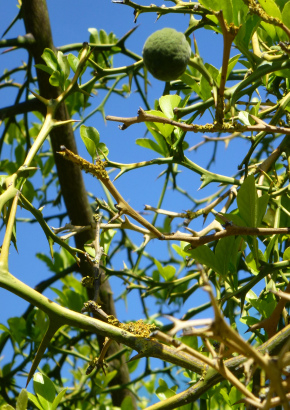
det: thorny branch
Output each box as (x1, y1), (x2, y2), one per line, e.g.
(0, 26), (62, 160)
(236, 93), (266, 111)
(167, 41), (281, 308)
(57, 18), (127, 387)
(106, 107), (290, 135)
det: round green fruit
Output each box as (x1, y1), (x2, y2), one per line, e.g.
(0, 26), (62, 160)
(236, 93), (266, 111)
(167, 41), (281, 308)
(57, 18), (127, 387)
(142, 28), (191, 82)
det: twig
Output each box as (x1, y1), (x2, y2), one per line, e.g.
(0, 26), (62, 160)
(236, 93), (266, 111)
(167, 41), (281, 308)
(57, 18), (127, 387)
(58, 146), (164, 239)
(106, 106), (290, 135)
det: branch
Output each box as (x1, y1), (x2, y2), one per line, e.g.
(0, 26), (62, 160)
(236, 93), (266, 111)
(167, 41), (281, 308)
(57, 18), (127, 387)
(106, 107), (290, 135)
(58, 146), (164, 239)
(0, 98), (44, 120)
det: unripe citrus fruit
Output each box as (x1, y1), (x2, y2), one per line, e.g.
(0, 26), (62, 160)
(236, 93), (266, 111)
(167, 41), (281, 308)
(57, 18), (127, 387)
(142, 28), (191, 82)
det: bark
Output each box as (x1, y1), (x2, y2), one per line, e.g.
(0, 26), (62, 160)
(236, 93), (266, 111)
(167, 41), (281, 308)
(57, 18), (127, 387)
(21, 1), (136, 407)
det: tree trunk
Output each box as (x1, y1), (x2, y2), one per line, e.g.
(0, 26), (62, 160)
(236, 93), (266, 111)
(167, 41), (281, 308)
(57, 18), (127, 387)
(21, 1), (136, 407)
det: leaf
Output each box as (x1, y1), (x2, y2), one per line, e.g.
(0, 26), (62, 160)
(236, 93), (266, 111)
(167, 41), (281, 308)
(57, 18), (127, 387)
(0, 323), (10, 333)
(259, 0), (282, 19)
(155, 379), (176, 401)
(172, 242), (189, 259)
(229, 386), (243, 407)
(97, 142), (109, 158)
(282, 1), (290, 28)
(215, 236), (238, 277)
(235, 15), (260, 62)
(237, 175), (258, 227)
(259, 0), (287, 40)
(136, 138), (165, 156)
(283, 246), (290, 260)
(67, 54), (79, 73)
(145, 110), (174, 140)
(49, 70), (61, 87)
(100, 229), (117, 257)
(199, 0), (233, 23)
(80, 125), (100, 161)
(27, 392), (43, 410)
(33, 373), (56, 410)
(8, 317), (27, 345)
(232, 0), (248, 26)
(257, 194), (269, 226)
(219, 388), (231, 406)
(34, 64), (54, 75)
(154, 259), (176, 281)
(57, 51), (70, 84)
(245, 248), (264, 275)
(247, 292), (276, 318)
(121, 396), (134, 410)
(225, 54), (241, 81)
(51, 388), (68, 410)
(41, 48), (58, 71)
(186, 245), (220, 274)
(159, 95), (181, 119)
(26, 322), (62, 387)
(16, 389), (28, 410)
(88, 28), (99, 44)
(240, 315), (260, 326)
(238, 111), (252, 126)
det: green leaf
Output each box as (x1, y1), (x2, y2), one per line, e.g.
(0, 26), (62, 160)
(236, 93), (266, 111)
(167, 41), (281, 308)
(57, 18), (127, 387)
(80, 125), (99, 161)
(41, 49), (58, 71)
(1, 405), (15, 410)
(33, 372), (56, 410)
(237, 175), (258, 227)
(121, 396), (134, 410)
(16, 389), (28, 410)
(215, 236), (238, 277)
(172, 242), (189, 259)
(159, 95), (181, 119)
(186, 245), (220, 274)
(235, 15), (260, 63)
(67, 54), (79, 73)
(219, 387), (231, 406)
(57, 51), (70, 83)
(8, 317), (27, 345)
(247, 292), (276, 318)
(136, 138), (165, 156)
(100, 229), (117, 258)
(259, 0), (282, 19)
(155, 379), (176, 401)
(238, 111), (252, 126)
(88, 28), (99, 44)
(27, 392), (43, 410)
(245, 249), (264, 275)
(283, 246), (290, 260)
(257, 194), (269, 226)
(259, 0), (287, 40)
(282, 1), (290, 28)
(240, 315), (260, 326)
(154, 259), (176, 281)
(180, 73), (202, 97)
(145, 110), (174, 140)
(99, 29), (109, 44)
(229, 386), (243, 407)
(51, 388), (68, 410)
(225, 54), (241, 81)
(34, 64), (54, 75)
(97, 142), (109, 158)
(199, 0), (233, 23)
(232, 0), (248, 26)
(49, 70), (61, 87)
(0, 323), (10, 333)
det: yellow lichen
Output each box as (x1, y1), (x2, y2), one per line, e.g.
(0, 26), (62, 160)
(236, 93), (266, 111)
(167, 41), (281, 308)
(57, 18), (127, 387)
(108, 316), (156, 338)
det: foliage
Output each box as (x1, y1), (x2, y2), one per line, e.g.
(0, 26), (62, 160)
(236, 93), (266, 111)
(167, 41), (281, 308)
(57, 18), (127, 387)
(1, 1), (290, 409)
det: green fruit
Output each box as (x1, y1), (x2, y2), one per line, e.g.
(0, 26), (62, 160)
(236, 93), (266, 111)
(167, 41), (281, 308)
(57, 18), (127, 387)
(142, 28), (191, 82)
